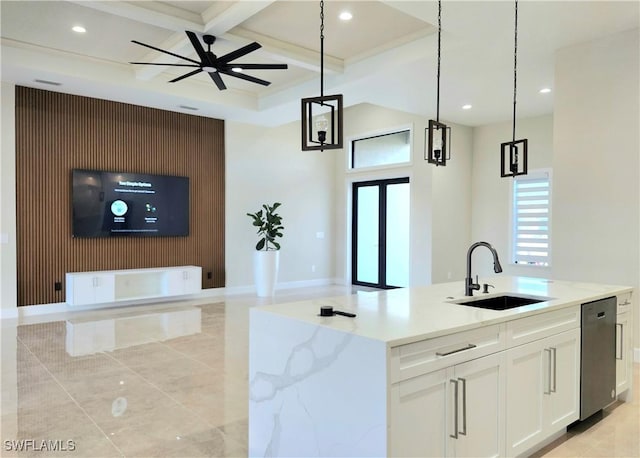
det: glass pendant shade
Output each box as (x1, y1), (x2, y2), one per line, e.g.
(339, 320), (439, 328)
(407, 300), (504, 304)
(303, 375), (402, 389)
(500, 139), (528, 177)
(425, 119), (449, 166)
(301, 95), (343, 151)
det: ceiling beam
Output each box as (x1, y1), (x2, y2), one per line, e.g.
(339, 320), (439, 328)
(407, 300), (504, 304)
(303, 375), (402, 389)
(67, 1), (204, 32)
(137, 1), (278, 81)
(224, 28), (343, 74)
(202, 1), (276, 35)
(71, 1), (279, 81)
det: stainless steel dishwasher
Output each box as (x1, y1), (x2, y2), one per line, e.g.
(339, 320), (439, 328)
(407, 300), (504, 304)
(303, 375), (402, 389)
(580, 296), (616, 420)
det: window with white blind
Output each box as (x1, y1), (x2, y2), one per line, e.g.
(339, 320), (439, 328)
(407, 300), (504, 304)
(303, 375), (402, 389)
(512, 170), (551, 266)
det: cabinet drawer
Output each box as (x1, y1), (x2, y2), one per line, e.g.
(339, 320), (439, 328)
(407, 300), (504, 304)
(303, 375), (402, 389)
(617, 292), (633, 314)
(390, 324), (504, 383)
(505, 305), (580, 347)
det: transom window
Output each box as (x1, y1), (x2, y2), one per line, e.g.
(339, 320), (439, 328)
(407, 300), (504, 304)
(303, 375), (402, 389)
(350, 129), (411, 169)
(512, 170), (551, 266)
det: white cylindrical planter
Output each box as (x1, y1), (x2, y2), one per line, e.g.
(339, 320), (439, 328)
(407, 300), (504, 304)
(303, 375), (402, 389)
(253, 250), (280, 297)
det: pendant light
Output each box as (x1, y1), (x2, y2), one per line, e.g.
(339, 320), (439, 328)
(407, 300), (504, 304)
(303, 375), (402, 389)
(301, 0), (343, 151)
(500, 0), (528, 177)
(425, 0), (451, 166)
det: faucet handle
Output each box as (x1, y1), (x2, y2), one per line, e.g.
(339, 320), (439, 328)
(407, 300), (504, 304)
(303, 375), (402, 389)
(470, 275), (480, 291)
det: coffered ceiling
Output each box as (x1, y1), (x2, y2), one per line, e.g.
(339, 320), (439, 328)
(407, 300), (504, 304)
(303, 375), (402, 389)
(1, 1), (638, 127)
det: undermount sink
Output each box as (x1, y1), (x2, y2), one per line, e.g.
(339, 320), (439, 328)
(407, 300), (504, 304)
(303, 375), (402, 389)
(451, 294), (551, 311)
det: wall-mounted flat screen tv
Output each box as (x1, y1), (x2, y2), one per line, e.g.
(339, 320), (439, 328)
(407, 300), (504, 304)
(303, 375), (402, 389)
(72, 169), (189, 237)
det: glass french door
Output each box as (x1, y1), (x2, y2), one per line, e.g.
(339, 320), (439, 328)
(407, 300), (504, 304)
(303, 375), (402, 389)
(352, 178), (410, 289)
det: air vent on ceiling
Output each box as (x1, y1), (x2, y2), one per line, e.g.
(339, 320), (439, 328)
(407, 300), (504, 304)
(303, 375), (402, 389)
(178, 105), (199, 111)
(34, 79), (62, 86)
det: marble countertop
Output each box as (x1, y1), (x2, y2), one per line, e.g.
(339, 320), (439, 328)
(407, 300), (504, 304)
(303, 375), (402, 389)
(253, 276), (633, 347)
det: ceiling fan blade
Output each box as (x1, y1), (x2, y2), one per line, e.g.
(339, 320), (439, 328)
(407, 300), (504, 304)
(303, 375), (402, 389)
(208, 71), (227, 90)
(218, 42), (261, 64)
(131, 40), (201, 65)
(129, 62), (200, 67)
(219, 69), (271, 86)
(168, 68), (202, 83)
(226, 63), (288, 70)
(185, 31), (208, 63)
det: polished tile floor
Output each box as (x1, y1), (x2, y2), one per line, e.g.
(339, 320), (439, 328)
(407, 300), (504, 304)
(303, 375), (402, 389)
(1, 285), (638, 457)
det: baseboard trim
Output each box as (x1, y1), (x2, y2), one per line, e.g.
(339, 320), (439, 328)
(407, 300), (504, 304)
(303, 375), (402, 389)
(1, 278), (340, 320)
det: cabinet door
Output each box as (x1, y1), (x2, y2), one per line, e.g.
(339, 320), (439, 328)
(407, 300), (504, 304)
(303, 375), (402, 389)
(70, 275), (97, 305)
(183, 268), (202, 294)
(616, 312), (631, 395)
(389, 369), (448, 457)
(70, 274), (114, 305)
(545, 328), (580, 432)
(93, 275), (115, 303)
(163, 270), (186, 296)
(505, 338), (547, 457)
(450, 352), (505, 458)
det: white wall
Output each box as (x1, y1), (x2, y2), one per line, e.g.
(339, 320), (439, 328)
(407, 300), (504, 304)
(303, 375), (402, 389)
(470, 115), (554, 278)
(0, 82), (17, 312)
(333, 103), (473, 287)
(552, 28), (639, 347)
(225, 120), (336, 289)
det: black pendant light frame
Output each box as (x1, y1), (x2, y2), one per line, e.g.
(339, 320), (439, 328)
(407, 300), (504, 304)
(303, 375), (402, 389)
(501, 0), (528, 177)
(425, 0), (451, 166)
(301, 0), (343, 152)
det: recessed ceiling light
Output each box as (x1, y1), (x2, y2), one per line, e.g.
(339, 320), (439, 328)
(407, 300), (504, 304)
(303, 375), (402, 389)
(72, 25), (86, 34)
(462, 104), (472, 110)
(339, 11), (353, 21)
(231, 67), (243, 73)
(539, 87), (551, 94)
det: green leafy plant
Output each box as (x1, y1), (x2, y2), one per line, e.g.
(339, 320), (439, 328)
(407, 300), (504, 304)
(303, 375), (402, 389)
(246, 202), (284, 251)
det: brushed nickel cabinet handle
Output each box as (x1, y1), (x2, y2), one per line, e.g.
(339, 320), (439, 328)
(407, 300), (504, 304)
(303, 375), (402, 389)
(459, 377), (467, 436)
(436, 344), (477, 357)
(450, 379), (459, 439)
(616, 323), (623, 360)
(544, 348), (552, 395)
(551, 347), (557, 393)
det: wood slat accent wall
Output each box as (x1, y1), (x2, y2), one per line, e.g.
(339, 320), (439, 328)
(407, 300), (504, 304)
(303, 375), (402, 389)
(15, 87), (225, 306)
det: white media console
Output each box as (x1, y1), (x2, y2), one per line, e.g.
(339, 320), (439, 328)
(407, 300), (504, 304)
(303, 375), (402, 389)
(65, 266), (202, 306)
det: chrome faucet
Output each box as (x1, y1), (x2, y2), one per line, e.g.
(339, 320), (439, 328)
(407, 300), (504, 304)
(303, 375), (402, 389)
(465, 241), (503, 296)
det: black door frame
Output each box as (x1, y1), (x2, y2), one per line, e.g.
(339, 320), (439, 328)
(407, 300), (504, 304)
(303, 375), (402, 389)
(352, 177), (409, 289)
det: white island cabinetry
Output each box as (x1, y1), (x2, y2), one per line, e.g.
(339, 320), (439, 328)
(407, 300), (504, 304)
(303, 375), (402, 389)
(504, 306), (581, 456)
(616, 292), (634, 399)
(249, 277), (633, 457)
(389, 324), (506, 457)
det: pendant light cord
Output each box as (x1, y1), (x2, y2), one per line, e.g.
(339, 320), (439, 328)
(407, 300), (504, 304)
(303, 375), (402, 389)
(436, 0), (441, 123)
(320, 0), (325, 99)
(512, 0), (518, 142)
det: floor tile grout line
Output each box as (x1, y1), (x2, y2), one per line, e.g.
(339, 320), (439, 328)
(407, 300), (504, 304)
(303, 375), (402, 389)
(15, 335), (127, 457)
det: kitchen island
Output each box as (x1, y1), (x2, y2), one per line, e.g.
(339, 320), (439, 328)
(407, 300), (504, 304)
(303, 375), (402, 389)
(249, 276), (633, 457)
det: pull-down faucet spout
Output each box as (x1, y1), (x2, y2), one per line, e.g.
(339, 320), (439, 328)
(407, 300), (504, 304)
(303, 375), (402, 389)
(465, 241), (503, 296)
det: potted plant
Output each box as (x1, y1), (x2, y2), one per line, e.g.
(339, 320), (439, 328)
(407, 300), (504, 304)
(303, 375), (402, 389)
(247, 202), (284, 297)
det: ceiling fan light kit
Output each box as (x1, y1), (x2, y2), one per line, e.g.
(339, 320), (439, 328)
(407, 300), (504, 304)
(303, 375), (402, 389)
(501, 0), (529, 178)
(130, 31), (287, 90)
(301, 0), (344, 152)
(425, 0), (451, 167)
